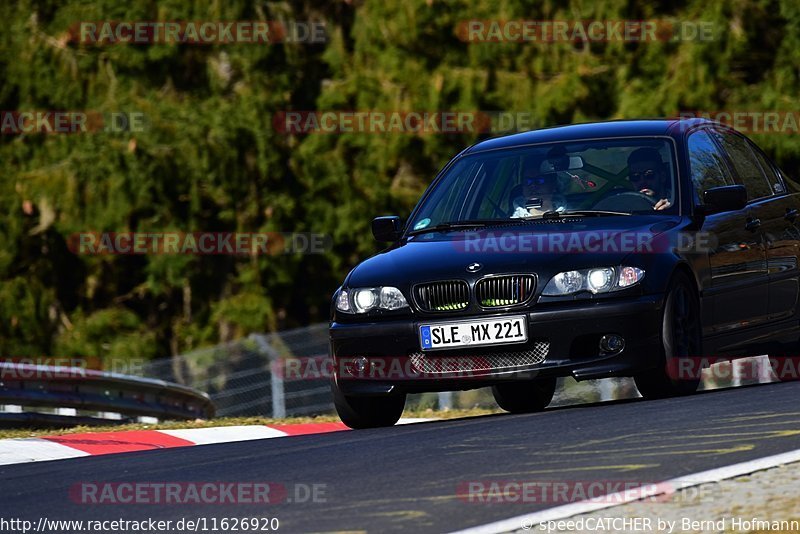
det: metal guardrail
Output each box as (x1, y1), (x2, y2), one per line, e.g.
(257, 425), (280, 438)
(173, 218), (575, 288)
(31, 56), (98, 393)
(0, 363), (215, 427)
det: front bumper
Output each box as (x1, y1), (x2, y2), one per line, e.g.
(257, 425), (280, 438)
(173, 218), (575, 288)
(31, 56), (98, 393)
(330, 294), (664, 395)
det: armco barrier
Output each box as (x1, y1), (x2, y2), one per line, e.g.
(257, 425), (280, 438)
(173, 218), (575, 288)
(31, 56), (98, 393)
(0, 363), (215, 426)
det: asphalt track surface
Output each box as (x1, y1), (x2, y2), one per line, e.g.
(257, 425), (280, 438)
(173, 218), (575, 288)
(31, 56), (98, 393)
(4, 381), (800, 533)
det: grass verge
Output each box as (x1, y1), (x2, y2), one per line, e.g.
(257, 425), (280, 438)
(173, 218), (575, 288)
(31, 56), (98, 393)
(0, 407), (500, 440)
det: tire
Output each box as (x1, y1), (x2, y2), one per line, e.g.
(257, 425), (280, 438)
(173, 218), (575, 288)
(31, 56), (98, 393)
(492, 377), (557, 414)
(634, 272), (702, 399)
(331, 380), (406, 429)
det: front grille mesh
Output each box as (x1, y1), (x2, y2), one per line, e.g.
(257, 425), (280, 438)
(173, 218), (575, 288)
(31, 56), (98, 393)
(414, 280), (470, 312)
(476, 275), (535, 308)
(408, 343), (549, 374)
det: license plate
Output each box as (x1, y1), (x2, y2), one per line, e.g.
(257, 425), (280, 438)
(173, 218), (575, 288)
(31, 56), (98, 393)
(419, 316), (528, 351)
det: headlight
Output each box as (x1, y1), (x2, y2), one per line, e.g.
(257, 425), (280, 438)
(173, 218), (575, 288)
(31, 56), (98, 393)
(549, 270), (583, 294)
(353, 288), (378, 312)
(379, 286), (408, 310)
(542, 266), (644, 296)
(336, 289), (351, 312)
(587, 267), (614, 293)
(336, 287), (409, 313)
(617, 266), (645, 288)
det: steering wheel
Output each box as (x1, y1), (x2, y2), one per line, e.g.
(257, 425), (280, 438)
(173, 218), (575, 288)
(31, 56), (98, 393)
(591, 190), (657, 212)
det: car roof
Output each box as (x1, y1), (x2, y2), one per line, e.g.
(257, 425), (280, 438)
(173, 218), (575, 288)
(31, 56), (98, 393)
(462, 118), (719, 154)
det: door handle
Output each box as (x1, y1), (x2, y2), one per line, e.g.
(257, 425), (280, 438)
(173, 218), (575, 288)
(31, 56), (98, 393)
(785, 208), (799, 222)
(745, 218), (761, 232)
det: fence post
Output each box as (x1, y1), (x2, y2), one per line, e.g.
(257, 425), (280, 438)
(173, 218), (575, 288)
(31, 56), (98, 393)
(271, 367), (286, 418)
(251, 334), (286, 418)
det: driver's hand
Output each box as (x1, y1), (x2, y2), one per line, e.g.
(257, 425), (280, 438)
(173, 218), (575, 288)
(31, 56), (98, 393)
(639, 188), (655, 196)
(653, 198), (671, 211)
(510, 206), (530, 219)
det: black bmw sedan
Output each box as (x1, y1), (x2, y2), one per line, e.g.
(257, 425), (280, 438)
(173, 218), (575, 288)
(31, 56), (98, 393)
(329, 118), (800, 428)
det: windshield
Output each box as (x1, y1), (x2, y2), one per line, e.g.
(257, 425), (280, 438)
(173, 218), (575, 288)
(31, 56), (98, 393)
(409, 137), (678, 231)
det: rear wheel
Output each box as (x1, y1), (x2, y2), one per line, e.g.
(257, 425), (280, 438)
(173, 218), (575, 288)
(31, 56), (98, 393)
(332, 380), (406, 429)
(634, 272), (702, 399)
(492, 377), (557, 413)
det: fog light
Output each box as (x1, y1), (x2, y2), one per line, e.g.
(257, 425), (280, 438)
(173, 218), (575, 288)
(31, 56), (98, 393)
(354, 357), (369, 373)
(599, 334), (625, 354)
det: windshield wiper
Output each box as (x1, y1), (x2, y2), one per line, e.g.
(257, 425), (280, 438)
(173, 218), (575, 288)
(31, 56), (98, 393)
(408, 220), (511, 236)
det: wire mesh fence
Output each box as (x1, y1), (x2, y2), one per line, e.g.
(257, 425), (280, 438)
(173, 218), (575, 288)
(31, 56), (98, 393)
(120, 324), (332, 417)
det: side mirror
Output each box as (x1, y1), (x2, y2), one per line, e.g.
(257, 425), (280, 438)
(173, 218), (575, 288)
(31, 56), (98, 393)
(372, 216), (403, 242)
(702, 185), (747, 215)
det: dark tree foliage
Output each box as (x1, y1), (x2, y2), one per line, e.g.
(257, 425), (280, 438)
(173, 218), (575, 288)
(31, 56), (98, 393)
(1, 0), (798, 363)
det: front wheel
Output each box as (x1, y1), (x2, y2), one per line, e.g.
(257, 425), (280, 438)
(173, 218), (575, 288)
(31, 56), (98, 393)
(332, 380), (406, 429)
(492, 377), (557, 413)
(634, 272), (702, 399)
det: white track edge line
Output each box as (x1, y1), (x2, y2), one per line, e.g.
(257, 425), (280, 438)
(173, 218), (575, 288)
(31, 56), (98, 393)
(0, 418), (439, 467)
(449, 447), (800, 534)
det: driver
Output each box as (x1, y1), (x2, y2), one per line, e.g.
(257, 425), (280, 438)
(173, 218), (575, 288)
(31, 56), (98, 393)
(627, 148), (671, 210)
(510, 169), (566, 218)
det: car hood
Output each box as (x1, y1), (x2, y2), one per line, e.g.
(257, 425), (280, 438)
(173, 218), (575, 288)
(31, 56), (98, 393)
(346, 216), (681, 288)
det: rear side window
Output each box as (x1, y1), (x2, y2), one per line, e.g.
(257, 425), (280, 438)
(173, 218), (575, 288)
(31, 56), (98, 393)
(748, 143), (785, 195)
(687, 130), (731, 205)
(712, 130), (774, 200)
